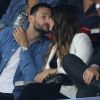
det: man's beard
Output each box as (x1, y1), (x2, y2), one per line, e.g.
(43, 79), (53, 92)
(35, 27), (50, 35)
(34, 22), (50, 35)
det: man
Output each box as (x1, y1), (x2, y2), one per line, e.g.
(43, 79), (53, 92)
(0, 3), (52, 100)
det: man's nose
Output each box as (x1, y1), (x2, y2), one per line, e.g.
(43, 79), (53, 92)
(45, 18), (50, 24)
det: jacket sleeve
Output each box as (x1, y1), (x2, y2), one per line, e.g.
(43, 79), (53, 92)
(19, 49), (45, 80)
(19, 38), (51, 81)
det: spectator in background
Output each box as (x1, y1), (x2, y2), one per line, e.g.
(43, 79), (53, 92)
(58, 0), (100, 30)
(0, 0), (11, 18)
(79, 0), (100, 31)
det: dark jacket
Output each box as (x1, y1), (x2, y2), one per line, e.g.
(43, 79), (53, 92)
(90, 46), (100, 66)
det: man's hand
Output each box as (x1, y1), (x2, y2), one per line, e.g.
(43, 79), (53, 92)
(83, 66), (100, 85)
(34, 69), (51, 83)
(13, 27), (28, 47)
(91, 65), (100, 80)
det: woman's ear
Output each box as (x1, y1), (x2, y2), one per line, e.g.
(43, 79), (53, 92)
(28, 15), (34, 23)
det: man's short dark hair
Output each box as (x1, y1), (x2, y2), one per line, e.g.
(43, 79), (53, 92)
(30, 3), (52, 15)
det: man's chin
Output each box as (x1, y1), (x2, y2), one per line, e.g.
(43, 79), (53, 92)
(36, 29), (49, 34)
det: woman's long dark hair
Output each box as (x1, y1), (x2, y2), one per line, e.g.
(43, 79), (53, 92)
(52, 5), (78, 58)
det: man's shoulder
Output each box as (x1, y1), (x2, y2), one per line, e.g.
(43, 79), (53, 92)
(3, 27), (14, 31)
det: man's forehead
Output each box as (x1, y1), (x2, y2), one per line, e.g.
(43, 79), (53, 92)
(36, 7), (51, 15)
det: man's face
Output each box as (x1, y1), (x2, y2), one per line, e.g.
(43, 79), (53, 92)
(33, 7), (52, 34)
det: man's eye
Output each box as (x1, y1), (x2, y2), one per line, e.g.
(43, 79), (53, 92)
(42, 15), (46, 19)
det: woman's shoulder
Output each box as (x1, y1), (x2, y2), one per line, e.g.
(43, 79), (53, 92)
(74, 32), (90, 39)
(72, 33), (90, 42)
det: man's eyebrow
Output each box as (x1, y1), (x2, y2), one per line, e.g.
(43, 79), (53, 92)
(41, 13), (49, 15)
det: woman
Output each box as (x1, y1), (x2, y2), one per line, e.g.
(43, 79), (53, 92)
(18, 5), (93, 100)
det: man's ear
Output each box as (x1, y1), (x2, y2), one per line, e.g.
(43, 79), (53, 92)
(28, 15), (34, 23)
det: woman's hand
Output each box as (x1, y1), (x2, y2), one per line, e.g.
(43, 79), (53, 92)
(34, 69), (51, 83)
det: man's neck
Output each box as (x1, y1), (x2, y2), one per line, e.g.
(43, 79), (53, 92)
(26, 25), (41, 45)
